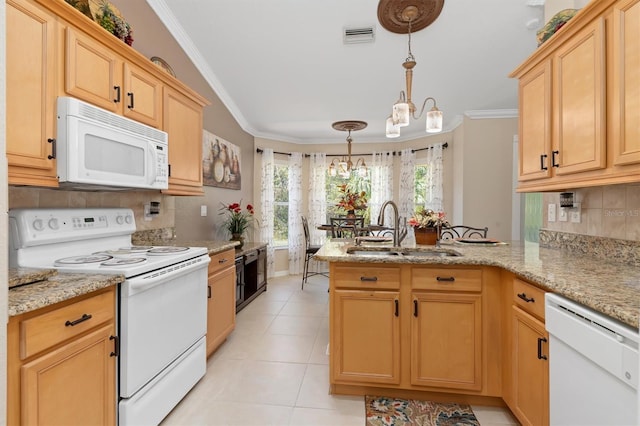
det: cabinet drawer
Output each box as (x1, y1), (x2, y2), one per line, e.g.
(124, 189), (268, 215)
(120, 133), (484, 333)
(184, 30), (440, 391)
(332, 265), (400, 290)
(208, 249), (235, 275)
(20, 290), (115, 359)
(513, 278), (546, 320)
(412, 267), (482, 292)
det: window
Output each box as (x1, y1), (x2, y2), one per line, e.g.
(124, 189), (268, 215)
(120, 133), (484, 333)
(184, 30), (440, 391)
(325, 172), (371, 223)
(273, 164), (289, 247)
(414, 164), (428, 207)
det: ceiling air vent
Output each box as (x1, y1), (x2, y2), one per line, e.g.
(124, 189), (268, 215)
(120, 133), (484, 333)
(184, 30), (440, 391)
(343, 26), (375, 44)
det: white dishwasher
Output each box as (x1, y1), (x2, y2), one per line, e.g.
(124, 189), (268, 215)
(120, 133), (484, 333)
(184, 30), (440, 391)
(545, 293), (639, 426)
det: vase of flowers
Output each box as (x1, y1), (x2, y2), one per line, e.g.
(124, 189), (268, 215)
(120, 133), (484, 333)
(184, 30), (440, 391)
(336, 184), (367, 217)
(219, 201), (255, 248)
(408, 207), (449, 245)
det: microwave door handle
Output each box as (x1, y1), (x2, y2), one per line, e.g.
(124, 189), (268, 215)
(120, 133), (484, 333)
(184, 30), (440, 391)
(147, 144), (158, 185)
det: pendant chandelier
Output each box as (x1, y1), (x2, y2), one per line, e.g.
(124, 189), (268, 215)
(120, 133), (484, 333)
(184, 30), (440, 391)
(378, 0), (445, 138)
(329, 120), (368, 178)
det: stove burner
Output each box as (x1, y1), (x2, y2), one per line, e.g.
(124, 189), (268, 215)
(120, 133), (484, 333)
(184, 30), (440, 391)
(97, 246), (152, 255)
(147, 246), (190, 255)
(55, 254), (114, 266)
(101, 257), (147, 266)
(123, 246), (154, 252)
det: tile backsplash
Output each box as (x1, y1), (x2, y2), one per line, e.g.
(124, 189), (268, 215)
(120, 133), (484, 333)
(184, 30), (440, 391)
(543, 183), (640, 241)
(8, 186), (175, 231)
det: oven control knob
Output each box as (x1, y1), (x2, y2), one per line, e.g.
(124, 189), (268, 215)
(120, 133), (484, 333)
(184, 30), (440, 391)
(48, 218), (59, 230)
(116, 215), (124, 225)
(125, 215), (133, 224)
(32, 219), (44, 231)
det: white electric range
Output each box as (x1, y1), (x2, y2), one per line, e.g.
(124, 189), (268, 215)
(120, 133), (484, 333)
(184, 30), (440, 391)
(9, 208), (210, 425)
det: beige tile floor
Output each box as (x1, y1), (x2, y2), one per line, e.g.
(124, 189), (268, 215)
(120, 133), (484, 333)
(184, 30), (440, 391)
(162, 274), (520, 426)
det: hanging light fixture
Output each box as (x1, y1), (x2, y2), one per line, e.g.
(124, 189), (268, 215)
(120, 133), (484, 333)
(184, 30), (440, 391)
(328, 120), (368, 179)
(378, 0), (445, 138)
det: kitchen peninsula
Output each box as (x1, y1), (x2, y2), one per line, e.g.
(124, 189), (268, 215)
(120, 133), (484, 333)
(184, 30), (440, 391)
(315, 236), (640, 423)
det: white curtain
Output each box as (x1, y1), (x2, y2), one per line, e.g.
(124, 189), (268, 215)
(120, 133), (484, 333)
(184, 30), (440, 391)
(423, 143), (444, 212)
(259, 148), (275, 278)
(308, 153), (327, 246)
(399, 148), (416, 243)
(288, 152), (303, 274)
(370, 151), (394, 226)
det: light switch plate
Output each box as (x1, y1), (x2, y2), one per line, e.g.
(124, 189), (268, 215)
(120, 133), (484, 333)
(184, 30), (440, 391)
(559, 207), (568, 222)
(200, 205), (208, 217)
(548, 203), (556, 222)
(570, 203), (581, 223)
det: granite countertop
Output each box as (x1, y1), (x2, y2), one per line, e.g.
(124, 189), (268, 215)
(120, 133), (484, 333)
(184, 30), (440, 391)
(315, 240), (640, 328)
(8, 269), (123, 317)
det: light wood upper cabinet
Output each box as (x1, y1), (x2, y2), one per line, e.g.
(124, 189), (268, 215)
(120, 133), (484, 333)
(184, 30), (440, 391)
(163, 86), (205, 195)
(65, 27), (162, 128)
(553, 17), (606, 176)
(518, 60), (552, 182)
(511, 0), (640, 191)
(6, 0), (58, 187)
(611, 0), (640, 166)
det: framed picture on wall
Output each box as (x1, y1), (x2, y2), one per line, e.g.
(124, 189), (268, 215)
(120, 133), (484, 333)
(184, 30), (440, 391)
(202, 130), (241, 190)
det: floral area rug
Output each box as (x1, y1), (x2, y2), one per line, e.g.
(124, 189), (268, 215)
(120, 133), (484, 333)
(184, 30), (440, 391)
(365, 395), (480, 426)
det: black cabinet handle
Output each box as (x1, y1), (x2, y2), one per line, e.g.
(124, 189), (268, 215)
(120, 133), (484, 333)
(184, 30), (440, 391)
(537, 337), (548, 360)
(208, 285), (211, 299)
(110, 335), (119, 357)
(540, 154), (548, 170)
(219, 258), (228, 264)
(360, 276), (378, 282)
(114, 86), (121, 103)
(127, 92), (134, 109)
(436, 276), (455, 282)
(168, 164), (171, 177)
(65, 313), (92, 327)
(47, 138), (56, 160)
(413, 300), (418, 317)
(552, 150), (560, 168)
(394, 300), (399, 317)
(517, 292), (535, 303)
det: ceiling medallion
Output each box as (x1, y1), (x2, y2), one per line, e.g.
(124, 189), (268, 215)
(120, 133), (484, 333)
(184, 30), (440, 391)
(377, 0), (445, 34)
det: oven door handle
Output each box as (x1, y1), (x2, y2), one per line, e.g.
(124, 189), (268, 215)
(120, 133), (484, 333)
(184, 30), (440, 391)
(124, 255), (211, 296)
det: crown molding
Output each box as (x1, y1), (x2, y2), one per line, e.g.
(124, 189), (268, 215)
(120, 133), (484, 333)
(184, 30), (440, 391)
(464, 109), (519, 119)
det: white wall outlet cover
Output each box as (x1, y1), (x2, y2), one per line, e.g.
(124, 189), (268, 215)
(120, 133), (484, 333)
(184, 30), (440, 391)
(200, 205), (207, 217)
(570, 207), (581, 223)
(559, 207), (568, 222)
(548, 203), (557, 222)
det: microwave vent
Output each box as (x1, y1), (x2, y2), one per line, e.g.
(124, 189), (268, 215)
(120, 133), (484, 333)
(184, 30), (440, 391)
(78, 102), (168, 143)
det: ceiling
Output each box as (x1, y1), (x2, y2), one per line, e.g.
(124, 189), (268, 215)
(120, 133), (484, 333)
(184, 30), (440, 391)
(146, 0), (544, 144)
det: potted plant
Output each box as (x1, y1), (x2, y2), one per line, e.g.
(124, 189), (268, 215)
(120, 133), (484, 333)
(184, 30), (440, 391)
(219, 201), (255, 248)
(408, 207), (449, 245)
(335, 184), (367, 218)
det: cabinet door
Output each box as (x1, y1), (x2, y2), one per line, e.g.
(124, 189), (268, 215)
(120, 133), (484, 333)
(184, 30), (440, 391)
(163, 87), (205, 195)
(21, 324), (116, 426)
(553, 17), (606, 176)
(411, 292), (482, 390)
(123, 63), (163, 128)
(65, 27), (121, 113)
(331, 290), (400, 385)
(207, 266), (236, 357)
(518, 60), (552, 181)
(511, 306), (549, 426)
(6, 0), (58, 186)
(612, 0), (640, 166)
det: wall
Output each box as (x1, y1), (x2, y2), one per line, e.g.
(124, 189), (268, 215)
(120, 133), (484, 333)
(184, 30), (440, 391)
(542, 184), (640, 241)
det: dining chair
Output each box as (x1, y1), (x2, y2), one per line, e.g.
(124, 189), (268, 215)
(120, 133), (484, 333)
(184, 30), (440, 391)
(330, 217), (365, 238)
(439, 225), (488, 240)
(301, 216), (327, 289)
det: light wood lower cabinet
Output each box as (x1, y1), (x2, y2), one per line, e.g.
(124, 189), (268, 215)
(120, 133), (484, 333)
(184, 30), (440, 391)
(206, 249), (237, 356)
(7, 287), (117, 425)
(332, 289), (401, 385)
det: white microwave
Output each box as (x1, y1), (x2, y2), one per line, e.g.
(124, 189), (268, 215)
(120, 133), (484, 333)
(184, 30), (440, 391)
(56, 96), (169, 191)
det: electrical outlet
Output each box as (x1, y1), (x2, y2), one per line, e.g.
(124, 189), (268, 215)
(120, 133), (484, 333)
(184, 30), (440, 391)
(570, 203), (581, 223)
(200, 205), (208, 217)
(548, 203), (556, 222)
(559, 207), (568, 222)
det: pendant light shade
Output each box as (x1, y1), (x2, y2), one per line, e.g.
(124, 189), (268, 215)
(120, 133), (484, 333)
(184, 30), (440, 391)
(386, 116), (401, 138)
(392, 101), (410, 127)
(426, 104), (443, 133)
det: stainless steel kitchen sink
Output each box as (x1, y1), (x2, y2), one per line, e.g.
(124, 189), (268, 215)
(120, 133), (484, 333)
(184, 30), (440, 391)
(345, 247), (462, 257)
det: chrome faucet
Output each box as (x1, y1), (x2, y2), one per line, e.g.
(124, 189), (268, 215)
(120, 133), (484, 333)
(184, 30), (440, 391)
(377, 200), (407, 247)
